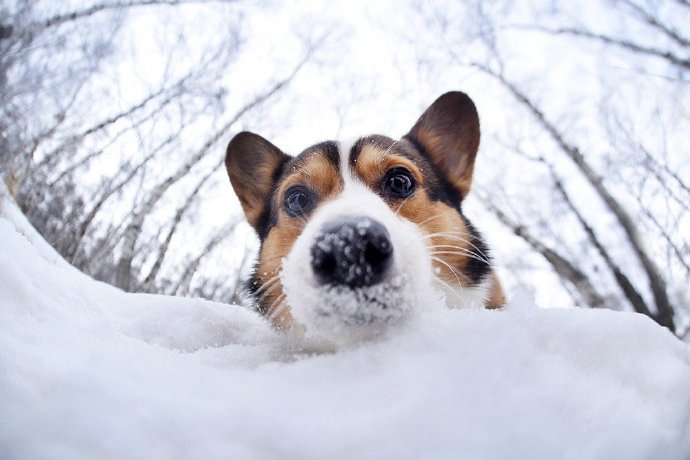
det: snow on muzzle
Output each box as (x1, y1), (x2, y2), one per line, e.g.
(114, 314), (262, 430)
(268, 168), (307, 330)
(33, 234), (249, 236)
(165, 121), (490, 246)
(307, 216), (407, 327)
(310, 217), (393, 289)
(281, 187), (436, 341)
(282, 214), (418, 340)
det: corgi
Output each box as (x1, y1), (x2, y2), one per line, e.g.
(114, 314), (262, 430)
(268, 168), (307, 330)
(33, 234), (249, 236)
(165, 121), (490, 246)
(225, 91), (505, 343)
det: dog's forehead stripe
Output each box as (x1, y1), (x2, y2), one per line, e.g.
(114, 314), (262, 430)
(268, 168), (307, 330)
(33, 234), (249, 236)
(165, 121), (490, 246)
(337, 138), (358, 185)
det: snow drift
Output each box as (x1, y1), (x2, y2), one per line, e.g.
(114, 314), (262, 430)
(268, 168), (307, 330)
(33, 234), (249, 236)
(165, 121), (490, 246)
(1, 194), (690, 460)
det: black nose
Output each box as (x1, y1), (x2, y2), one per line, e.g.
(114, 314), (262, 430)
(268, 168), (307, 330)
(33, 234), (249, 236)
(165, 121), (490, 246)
(311, 217), (393, 288)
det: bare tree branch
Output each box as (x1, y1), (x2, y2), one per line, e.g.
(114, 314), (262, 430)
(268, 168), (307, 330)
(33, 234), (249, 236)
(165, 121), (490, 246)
(33, 71), (189, 174)
(477, 193), (609, 310)
(551, 172), (656, 318)
(70, 133), (178, 264)
(114, 50), (311, 290)
(19, 1), (236, 39)
(505, 141), (664, 322)
(172, 221), (238, 296)
(474, 62), (676, 332)
(639, 205), (690, 277)
(136, 158), (223, 291)
(617, 0), (690, 48)
(525, 26), (690, 70)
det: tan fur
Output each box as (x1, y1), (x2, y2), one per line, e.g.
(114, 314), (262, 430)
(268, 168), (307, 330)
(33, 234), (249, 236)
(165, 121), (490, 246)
(229, 92), (506, 330)
(353, 144), (486, 289)
(256, 152), (343, 326)
(234, 161), (282, 229)
(226, 132), (289, 232)
(486, 272), (506, 309)
(411, 130), (475, 198)
(407, 91), (480, 200)
(255, 142), (504, 327)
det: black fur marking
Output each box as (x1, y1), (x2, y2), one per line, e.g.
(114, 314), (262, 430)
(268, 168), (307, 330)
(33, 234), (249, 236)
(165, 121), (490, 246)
(402, 135), (463, 209)
(250, 141), (343, 311)
(321, 141), (340, 171)
(349, 135), (403, 167)
(404, 132), (492, 284)
(462, 217), (492, 284)
(348, 137), (367, 166)
(350, 135), (463, 210)
(350, 135), (491, 286)
(244, 269), (269, 314)
(254, 142), (339, 241)
(294, 141), (340, 171)
(255, 160), (289, 241)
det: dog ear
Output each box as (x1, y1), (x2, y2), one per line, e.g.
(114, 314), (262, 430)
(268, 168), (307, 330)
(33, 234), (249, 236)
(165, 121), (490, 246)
(405, 91), (480, 200)
(226, 131), (290, 232)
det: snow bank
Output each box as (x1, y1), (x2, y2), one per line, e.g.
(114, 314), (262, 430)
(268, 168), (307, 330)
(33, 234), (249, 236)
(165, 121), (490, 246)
(1, 195), (690, 460)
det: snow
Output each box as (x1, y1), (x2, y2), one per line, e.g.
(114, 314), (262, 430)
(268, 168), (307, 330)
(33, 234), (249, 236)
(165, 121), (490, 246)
(2, 194), (690, 459)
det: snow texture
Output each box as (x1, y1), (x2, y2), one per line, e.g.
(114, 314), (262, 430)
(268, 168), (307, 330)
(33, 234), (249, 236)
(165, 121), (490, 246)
(2, 194), (690, 459)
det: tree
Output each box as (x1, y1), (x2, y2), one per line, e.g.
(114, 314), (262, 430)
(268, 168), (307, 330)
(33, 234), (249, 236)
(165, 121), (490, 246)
(414, 0), (689, 334)
(1, 0), (324, 300)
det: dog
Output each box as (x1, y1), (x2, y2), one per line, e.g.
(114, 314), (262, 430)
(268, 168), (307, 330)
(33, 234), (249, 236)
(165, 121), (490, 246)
(225, 91), (505, 344)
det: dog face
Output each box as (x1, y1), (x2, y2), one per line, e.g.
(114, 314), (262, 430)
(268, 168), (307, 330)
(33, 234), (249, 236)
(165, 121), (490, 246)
(226, 92), (504, 342)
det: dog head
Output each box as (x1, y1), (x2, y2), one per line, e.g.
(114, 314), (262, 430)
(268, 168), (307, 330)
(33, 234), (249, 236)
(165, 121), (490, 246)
(226, 91), (504, 343)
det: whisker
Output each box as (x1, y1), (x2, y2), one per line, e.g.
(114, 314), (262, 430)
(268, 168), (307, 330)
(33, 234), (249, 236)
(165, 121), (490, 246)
(427, 244), (492, 265)
(431, 255), (463, 286)
(395, 196), (412, 215)
(424, 232), (492, 263)
(431, 250), (491, 266)
(254, 275), (280, 296)
(382, 138), (401, 156)
(422, 230), (463, 239)
(433, 275), (465, 301)
(296, 213), (310, 226)
(267, 293), (287, 320)
(257, 282), (282, 304)
(269, 303), (288, 324)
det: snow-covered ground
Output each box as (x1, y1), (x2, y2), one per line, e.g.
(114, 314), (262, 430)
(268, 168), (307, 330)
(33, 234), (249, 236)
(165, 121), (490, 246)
(1, 194), (690, 460)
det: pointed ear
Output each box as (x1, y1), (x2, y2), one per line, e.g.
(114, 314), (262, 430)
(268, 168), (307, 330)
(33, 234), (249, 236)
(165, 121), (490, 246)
(225, 131), (290, 232)
(405, 91), (480, 200)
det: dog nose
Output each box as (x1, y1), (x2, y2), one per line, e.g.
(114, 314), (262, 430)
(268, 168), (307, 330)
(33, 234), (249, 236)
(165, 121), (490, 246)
(311, 217), (393, 288)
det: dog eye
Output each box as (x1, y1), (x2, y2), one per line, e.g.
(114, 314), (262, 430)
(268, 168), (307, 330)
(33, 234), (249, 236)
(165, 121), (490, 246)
(284, 186), (314, 217)
(383, 168), (416, 198)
